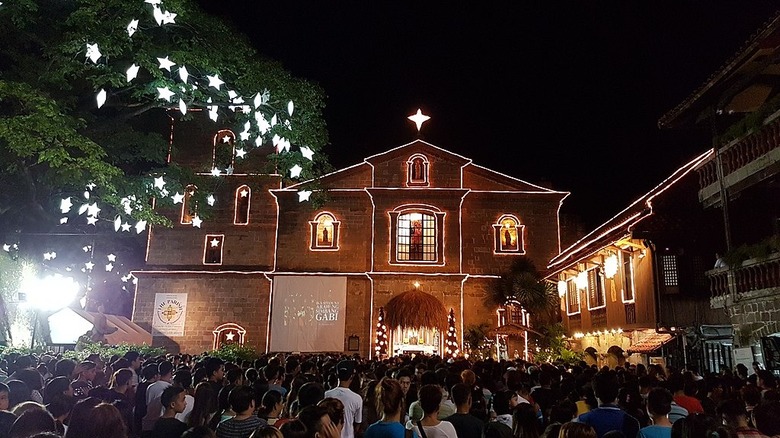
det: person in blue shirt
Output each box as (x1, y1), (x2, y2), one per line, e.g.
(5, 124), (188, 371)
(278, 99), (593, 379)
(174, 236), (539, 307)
(638, 388), (673, 438)
(575, 371), (640, 438)
(364, 378), (417, 438)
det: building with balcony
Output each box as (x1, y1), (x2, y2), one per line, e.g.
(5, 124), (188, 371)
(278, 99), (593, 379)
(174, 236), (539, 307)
(546, 151), (729, 369)
(659, 12), (780, 356)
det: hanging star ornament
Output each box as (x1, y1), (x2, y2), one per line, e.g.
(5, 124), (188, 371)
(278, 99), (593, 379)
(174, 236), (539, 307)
(236, 148), (247, 159)
(85, 261), (95, 271)
(300, 147), (314, 161)
(191, 216), (202, 228)
(157, 56), (175, 71)
(207, 74), (224, 90)
(408, 109), (430, 132)
(96, 89), (107, 108)
(297, 190), (312, 202)
(207, 195), (216, 206)
(135, 220), (147, 234)
(86, 43), (102, 63)
(60, 197), (73, 214)
(121, 222), (132, 232)
(126, 64), (140, 82)
(290, 164), (303, 178)
(157, 87), (174, 102)
(127, 19), (139, 37)
(210, 238), (220, 247)
(171, 192), (184, 204)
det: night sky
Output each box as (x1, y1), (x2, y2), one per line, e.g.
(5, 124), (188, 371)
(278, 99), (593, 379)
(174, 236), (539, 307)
(197, 1), (779, 229)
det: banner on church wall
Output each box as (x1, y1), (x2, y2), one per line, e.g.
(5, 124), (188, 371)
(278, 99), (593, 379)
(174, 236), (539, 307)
(270, 276), (347, 352)
(152, 293), (188, 337)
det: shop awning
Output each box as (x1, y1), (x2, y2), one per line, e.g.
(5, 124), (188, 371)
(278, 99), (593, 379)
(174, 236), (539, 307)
(628, 332), (675, 354)
(48, 307), (152, 346)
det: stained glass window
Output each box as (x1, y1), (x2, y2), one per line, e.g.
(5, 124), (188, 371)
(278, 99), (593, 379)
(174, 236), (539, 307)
(397, 212), (436, 261)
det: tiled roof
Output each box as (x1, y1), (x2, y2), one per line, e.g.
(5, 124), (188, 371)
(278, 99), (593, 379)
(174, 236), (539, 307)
(628, 332), (674, 354)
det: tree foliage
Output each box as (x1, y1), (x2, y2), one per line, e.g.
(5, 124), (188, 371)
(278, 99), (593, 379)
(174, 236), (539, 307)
(491, 257), (559, 318)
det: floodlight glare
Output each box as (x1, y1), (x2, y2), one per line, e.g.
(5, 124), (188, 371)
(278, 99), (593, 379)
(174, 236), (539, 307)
(21, 274), (80, 312)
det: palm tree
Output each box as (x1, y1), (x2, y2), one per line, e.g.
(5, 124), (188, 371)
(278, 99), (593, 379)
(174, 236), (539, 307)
(491, 257), (559, 320)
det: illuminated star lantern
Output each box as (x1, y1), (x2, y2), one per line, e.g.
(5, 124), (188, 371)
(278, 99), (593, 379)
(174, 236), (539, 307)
(96, 89), (107, 108)
(86, 43), (102, 63)
(300, 146), (314, 161)
(86, 202), (101, 217)
(290, 164), (303, 178)
(157, 56), (175, 71)
(86, 216), (98, 225)
(121, 222), (131, 232)
(236, 148), (247, 159)
(157, 86), (174, 102)
(210, 167), (221, 176)
(153, 176), (166, 190)
(191, 216), (202, 228)
(287, 100), (295, 116)
(408, 109), (430, 132)
(210, 238), (220, 248)
(161, 10), (177, 24)
(297, 190), (312, 202)
(43, 252), (56, 261)
(179, 98), (187, 115)
(222, 134), (232, 144)
(60, 197), (73, 214)
(105, 263), (114, 272)
(86, 182), (96, 190)
(85, 261), (95, 271)
(152, 6), (164, 25)
(171, 192), (184, 204)
(126, 64), (140, 82)
(127, 19), (139, 37)
(240, 189), (249, 198)
(135, 220), (147, 234)
(225, 166), (234, 175)
(207, 74), (224, 90)
(206, 195), (216, 206)
(225, 332), (235, 341)
(227, 90), (238, 100)
(107, 254), (116, 262)
(209, 108), (218, 122)
(2, 244), (9, 252)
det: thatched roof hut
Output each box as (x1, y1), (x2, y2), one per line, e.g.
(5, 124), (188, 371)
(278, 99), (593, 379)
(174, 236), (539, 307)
(385, 289), (447, 331)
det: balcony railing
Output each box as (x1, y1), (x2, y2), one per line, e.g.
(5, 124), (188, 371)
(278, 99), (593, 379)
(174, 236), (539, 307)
(707, 252), (780, 308)
(697, 113), (780, 205)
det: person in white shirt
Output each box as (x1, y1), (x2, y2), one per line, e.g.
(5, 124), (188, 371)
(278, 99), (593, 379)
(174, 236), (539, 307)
(172, 369), (195, 424)
(410, 384), (457, 438)
(141, 361), (174, 435)
(323, 360), (362, 438)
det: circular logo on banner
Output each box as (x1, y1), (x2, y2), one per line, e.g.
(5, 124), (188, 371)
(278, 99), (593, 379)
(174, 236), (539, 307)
(156, 299), (184, 324)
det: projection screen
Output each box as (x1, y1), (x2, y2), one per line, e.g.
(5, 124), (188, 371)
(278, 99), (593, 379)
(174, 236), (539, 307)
(269, 276), (347, 352)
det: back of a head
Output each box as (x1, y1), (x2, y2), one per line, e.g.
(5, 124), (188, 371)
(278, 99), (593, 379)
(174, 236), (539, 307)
(162, 386), (186, 410)
(89, 403), (127, 438)
(204, 358), (224, 379)
(173, 369), (193, 389)
(6, 380), (31, 410)
(513, 403), (540, 438)
(376, 377), (404, 415)
(297, 382), (325, 409)
(491, 390), (514, 416)
(181, 425), (217, 438)
(296, 405), (328, 438)
(113, 368), (134, 388)
(9, 408), (56, 438)
(591, 371), (619, 404)
(64, 397), (102, 438)
(461, 369), (476, 386)
(157, 360), (174, 378)
(549, 399), (577, 424)
(647, 387), (673, 417)
(228, 386), (255, 414)
(717, 398), (747, 424)
(279, 419), (308, 438)
(560, 423), (598, 438)
(420, 370), (438, 386)
(759, 370), (778, 388)
(43, 377), (69, 404)
(318, 397), (345, 427)
(753, 401), (780, 437)
(450, 383), (470, 407)
(418, 384), (442, 415)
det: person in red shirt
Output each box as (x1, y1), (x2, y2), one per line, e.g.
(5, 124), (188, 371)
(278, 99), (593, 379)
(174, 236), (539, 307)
(670, 377), (703, 415)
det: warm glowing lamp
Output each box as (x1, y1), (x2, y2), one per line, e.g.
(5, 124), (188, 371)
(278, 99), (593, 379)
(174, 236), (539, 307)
(557, 280), (567, 298)
(576, 271), (588, 290)
(604, 253), (619, 279)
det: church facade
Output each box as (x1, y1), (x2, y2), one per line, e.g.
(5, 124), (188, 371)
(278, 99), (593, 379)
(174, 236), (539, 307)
(132, 125), (568, 357)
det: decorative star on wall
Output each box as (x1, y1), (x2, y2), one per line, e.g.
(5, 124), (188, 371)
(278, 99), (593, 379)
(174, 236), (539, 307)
(191, 216), (203, 228)
(171, 192), (184, 204)
(225, 332), (235, 341)
(210, 238), (220, 248)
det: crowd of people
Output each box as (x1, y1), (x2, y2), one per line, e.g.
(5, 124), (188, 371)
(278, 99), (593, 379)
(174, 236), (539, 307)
(0, 349), (776, 438)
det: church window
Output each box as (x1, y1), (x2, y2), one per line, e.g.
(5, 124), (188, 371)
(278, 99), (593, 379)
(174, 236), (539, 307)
(203, 234), (224, 265)
(309, 212), (340, 250)
(180, 185), (197, 224)
(389, 206), (444, 264)
(212, 129), (236, 171)
(493, 215), (525, 254)
(406, 154), (430, 187)
(234, 185), (251, 225)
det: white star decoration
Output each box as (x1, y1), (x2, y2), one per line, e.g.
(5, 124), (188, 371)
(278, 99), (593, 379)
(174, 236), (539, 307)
(210, 238), (220, 247)
(154, 176), (166, 189)
(96, 89), (107, 108)
(157, 87), (174, 102)
(290, 164), (302, 178)
(297, 190), (312, 202)
(86, 43), (102, 63)
(135, 220), (147, 234)
(105, 263), (114, 272)
(207, 74), (224, 90)
(157, 56), (175, 71)
(225, 332), (235, 341)
(121, 222), (131, 232)
(236, 148), (246, 159)
(191, 216), (202, 228)
(240, 189), (249, 197)
(178, 66), (189, 83)
(126, 64), (140, 82)
(222, 135), (232, 143)
(107, 254), (116, 262)
(127, 19), (139, 37)
(86, 202), (101, 217)
(60, 197), (72, 214)
(86, 216), (98, 225)
(2, 244), (10, 252)
(85, 261), (95, 271)
(300, 147), (314, 161)
(408, 109), (430, 132)
(210, 168), (221, 176)
(171, 192), (184, 204)
(207, 195), (216, 206)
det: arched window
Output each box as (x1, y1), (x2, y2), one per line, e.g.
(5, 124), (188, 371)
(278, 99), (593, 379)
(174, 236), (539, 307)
(180, 185), (197, 224)
(234, 185), (251, 225)
(389, 206), (444, 264)
(212, 129), (236, 171)
(493, 215), (525, 254)
(406, 154), (430, 186)
(309, 212), (340, 250)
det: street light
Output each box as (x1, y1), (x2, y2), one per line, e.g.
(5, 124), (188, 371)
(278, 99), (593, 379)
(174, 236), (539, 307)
(21, 272), (80, 348)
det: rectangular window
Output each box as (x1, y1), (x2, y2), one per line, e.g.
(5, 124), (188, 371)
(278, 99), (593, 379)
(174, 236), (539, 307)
(510, 307), (522, 325)
(621, 250), (635, 302)
(588, 267), (605, 310)
(566, 279), (580, 315)
(397, 213), (436, 261)
(662, 255), (679, 286)
(204, 235), (224, 265)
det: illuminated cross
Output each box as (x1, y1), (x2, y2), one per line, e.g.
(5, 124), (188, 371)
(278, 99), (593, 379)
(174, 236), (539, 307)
(408, 109), (430, 133)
